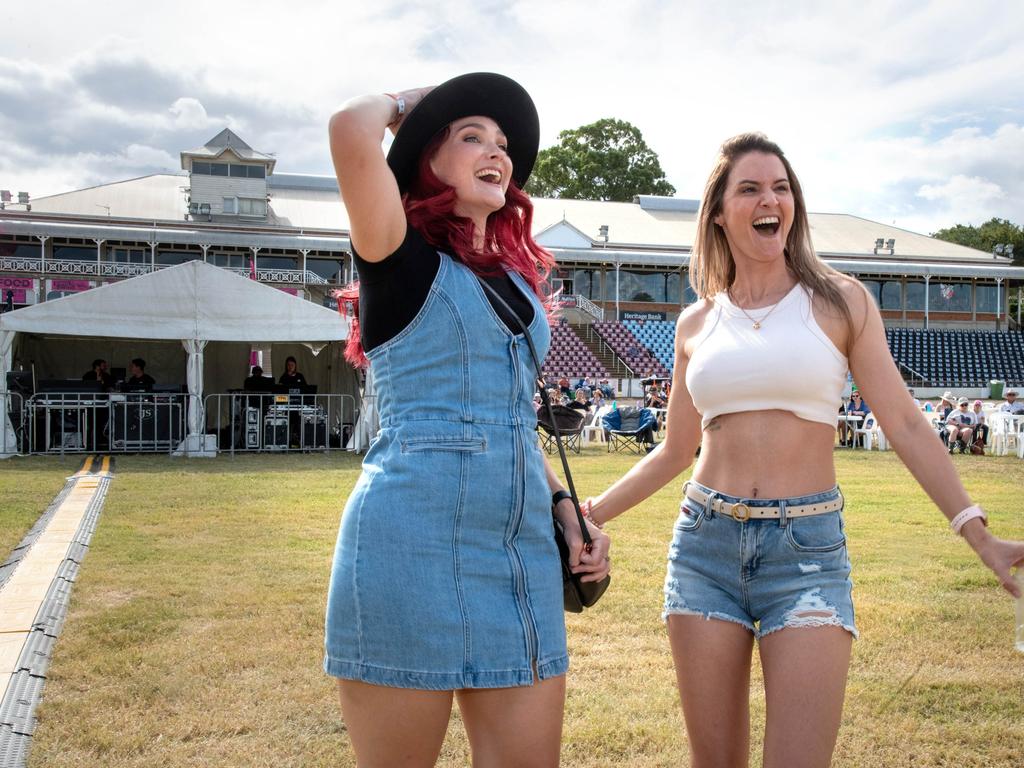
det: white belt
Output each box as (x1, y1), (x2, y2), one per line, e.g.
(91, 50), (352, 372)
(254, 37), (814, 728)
(684, 483), (842, 522)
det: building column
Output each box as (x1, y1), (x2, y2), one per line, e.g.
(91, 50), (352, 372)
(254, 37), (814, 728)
(996, 277), (1003, 331)
(150, 243), (157, 270)
(923, 275), (930, 330)
(93, 238), (104, 277)
(300, 249), (310, 286)
(200, 244), (210, 263)
(250, 246), (261, 280)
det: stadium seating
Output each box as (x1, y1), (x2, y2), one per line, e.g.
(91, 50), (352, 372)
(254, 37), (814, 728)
(624, 320), (676, 373)
(592, 322), (670, 378)
(885, 328), (1024, 387)
(541, 323), (608, 380)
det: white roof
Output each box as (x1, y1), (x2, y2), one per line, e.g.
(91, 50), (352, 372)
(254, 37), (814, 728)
(0, 259), (349, 342)
(23, 174), (998, 263)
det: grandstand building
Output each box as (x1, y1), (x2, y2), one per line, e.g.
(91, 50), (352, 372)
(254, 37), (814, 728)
(3, 128), (1023, 391)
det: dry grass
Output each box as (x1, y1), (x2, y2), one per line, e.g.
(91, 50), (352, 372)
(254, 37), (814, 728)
(0, 456), (82, 557)
(12, 449), (1024, 767)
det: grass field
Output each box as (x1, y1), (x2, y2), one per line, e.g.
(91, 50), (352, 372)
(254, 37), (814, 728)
(0, 456), (82, 559)
(4, 448), (1023, 767)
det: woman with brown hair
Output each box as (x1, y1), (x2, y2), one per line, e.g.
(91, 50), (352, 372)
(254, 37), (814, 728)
(582, 132), (1024, 767)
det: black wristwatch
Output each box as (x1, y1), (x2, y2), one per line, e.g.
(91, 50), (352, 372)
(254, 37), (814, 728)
(552, 490), (573, 507)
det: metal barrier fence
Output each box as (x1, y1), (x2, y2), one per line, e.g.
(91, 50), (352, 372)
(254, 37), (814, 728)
(202, 393), (356, 454)
(0, 390), (357, 456)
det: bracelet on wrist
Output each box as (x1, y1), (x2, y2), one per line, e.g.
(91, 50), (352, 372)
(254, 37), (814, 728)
(581, 498), (604, 529)
(384, 93), (405, 126)
(950, 504), (987, 535)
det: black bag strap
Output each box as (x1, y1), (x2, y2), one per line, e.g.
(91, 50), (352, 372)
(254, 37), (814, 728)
(476, 278), (592, 547)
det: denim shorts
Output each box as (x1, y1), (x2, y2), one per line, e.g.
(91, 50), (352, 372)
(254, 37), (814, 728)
(664, 480), (857, 639)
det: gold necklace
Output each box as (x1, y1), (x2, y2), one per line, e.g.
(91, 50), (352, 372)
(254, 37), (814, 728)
(728, 289), (785, 330)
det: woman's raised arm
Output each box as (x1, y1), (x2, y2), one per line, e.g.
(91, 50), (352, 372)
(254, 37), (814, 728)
(327, 88), (430, 263)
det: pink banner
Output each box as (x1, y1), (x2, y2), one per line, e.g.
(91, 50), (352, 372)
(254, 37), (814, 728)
(48, 279), (93, 292)
(1, 276), (36, 304)
(274, 286), (300, 296)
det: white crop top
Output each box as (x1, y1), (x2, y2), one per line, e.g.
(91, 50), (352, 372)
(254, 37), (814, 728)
(685, 285), (848, 428)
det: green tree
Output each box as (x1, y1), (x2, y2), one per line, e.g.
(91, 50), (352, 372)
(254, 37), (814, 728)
(525, 118), (676, 202)
(931, 218), (1024, 265)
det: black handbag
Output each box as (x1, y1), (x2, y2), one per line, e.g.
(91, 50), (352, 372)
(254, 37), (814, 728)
(476, 278), (610, 612)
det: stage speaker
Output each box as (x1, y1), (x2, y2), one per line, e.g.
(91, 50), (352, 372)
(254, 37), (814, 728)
(302, 420), (327, 449)
(263, 417), (288, 450)
(111, 402), (183, 449)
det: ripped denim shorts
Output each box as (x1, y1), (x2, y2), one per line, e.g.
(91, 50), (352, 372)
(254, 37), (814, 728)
(663, 480), (857, 640)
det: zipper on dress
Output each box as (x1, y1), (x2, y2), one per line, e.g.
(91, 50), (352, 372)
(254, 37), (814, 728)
(508, 339), (540, 667)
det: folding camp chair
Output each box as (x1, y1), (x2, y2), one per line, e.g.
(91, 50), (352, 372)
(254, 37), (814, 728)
(602, 406), (657, 454)
(537, 404), (586, 454)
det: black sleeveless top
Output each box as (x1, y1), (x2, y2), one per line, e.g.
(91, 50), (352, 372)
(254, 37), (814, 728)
(353, 226), (536, 352)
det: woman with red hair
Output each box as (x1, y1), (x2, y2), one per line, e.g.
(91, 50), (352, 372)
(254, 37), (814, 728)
(324, 73), (610, 766)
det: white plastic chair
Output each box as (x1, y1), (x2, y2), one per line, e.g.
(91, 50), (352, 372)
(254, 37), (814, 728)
(582, 404), (612, 444)
(989, 412), (1020, 456)
(854, 415), (887, 450)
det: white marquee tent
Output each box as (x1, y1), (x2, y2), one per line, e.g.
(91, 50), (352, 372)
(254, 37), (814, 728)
(0, 260), (354, 456)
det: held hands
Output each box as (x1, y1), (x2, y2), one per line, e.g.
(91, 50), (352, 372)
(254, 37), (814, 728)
(971, 533), (1024, 598)
(555, 498), (611, 583)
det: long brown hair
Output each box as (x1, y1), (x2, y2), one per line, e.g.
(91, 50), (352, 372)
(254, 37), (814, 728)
(690, 132), (853, 332)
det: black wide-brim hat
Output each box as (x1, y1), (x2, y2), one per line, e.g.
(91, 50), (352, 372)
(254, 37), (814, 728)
(386, 72), (539, 194)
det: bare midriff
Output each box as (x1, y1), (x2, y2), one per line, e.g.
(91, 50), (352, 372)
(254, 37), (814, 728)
(692, 409), (838, 499)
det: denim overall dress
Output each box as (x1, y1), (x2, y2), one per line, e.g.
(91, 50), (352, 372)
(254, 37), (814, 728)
(324, 253), (568, 689)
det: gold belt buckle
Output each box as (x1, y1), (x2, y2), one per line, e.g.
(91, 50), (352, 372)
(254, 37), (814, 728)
(730, 502), (751, 522)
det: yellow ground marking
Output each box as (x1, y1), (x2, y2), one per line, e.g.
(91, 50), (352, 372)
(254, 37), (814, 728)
(75, 455), (94, 476)
(100, 455), (111, 474)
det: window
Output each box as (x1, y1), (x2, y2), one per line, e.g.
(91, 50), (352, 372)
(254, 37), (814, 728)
(230, 164), (248, 178)
(0, 242), (41, 259)
(238, 197), (267, 216)
(861, 280), (881, 306)
(260, 255), (298, 270)
(109, 247), (147, 264)
(906, 281), (925, 310)
(52, 245), (95, 261)
(618, 270), (679, 303)
(976, 284), (999, 313)
(210, 163), (229, 177)
(209, 252), (247, 269)
(223, 197), (238, 214)
(881, 281), (902, 310)
(157, 250), (201, 266)
(192, 161), (211, 175)
(190, 160), (265, 178)
(307, 257), (344, 283)
(928, 282), (971, 312)
(247, 165), (265, 179)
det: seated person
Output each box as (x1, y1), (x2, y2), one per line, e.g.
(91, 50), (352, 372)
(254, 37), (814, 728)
(557, 377), (572, 398)
(645, 384), (667, 409)
(243, 365), (272, 391)
(568, 389), (591, 413)
(597, 378), (615, 399)
(1000, 388), (1024, 415)
(82, 358), (114, 392)
(591, 389), (606, 409)
(838, 389), (869, 446)
(971, 399), (989, 446)
(944, 397), (977, 454)
(124, 358), (155, 391)
(279, 356), (307, 391)
(935, 391), (956, 444)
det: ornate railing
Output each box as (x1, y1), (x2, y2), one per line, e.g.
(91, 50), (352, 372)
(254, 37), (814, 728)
(0, 258), (329, 285)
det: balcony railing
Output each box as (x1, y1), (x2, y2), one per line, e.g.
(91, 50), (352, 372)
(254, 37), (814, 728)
(0, 257), (330, 285)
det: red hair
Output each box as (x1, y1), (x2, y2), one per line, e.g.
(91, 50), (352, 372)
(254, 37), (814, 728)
(338, 127), (556, 368)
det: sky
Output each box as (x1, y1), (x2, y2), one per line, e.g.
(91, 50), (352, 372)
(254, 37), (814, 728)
(1, 0), (1022, 237)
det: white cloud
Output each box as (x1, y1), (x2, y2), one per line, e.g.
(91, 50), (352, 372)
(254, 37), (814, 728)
(1, 0), (1023, 235)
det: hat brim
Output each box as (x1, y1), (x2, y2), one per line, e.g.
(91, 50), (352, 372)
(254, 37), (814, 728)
(387, 72), (539, 194)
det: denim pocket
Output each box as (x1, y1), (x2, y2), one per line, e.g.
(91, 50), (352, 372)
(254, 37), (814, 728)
(785, 511), (846, 553)
(674, 499), (706, 533)
(401, 435), (487, 454)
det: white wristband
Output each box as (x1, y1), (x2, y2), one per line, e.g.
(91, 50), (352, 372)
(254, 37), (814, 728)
(950, 504), (987, 535)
